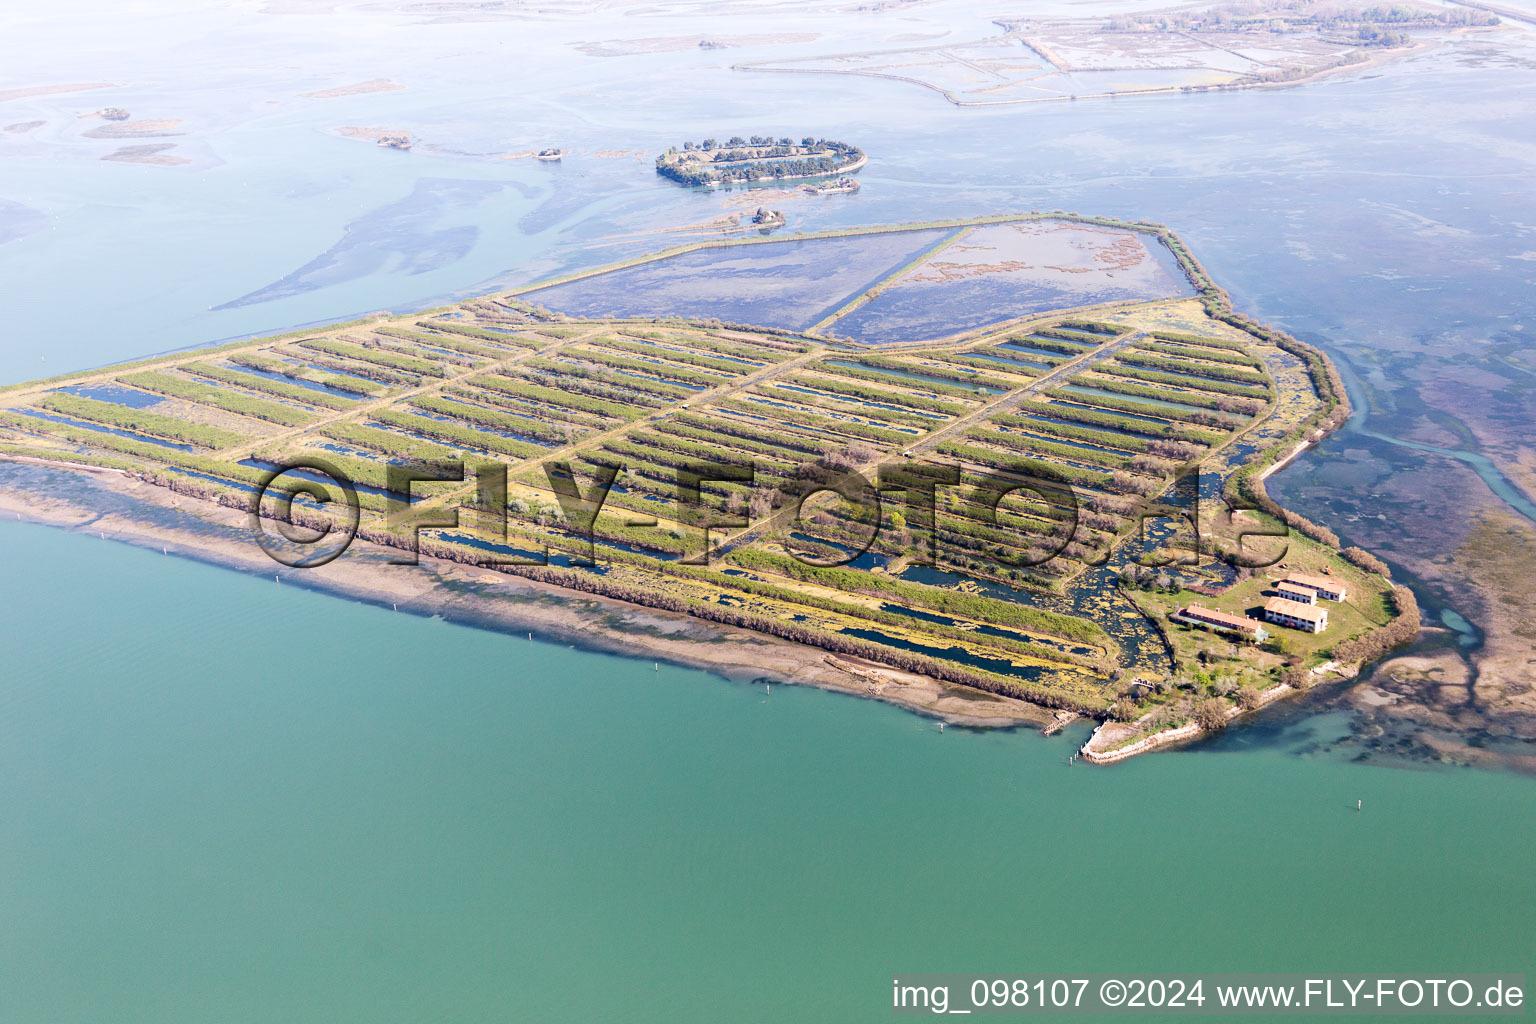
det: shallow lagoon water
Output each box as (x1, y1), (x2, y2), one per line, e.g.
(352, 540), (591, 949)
(1, 520), (1532, 1023)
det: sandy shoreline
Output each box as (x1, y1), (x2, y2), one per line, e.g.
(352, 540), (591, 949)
(0, 458), (1057, 732)
(1257, 438), (1313, 483)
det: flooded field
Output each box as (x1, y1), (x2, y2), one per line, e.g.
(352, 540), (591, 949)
(829, 221), (1191, 344)
(518, 219), (1187, 347)
(519, 229), (953, 331)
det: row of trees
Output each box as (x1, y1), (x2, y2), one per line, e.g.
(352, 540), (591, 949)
(684, 135), (817, 152)
(1105, 2), (1494, 36)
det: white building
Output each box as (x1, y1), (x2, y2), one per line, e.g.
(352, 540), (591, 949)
(1275, 581), (1318, 605)
(1265, 596), (1328, 633)
(1281, 572), (1346, 602)
(1175, 605), (1263, 641)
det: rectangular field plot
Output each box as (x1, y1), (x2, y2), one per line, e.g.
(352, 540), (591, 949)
(518, 229), (955, 332)
(827, 222), (1192, 345)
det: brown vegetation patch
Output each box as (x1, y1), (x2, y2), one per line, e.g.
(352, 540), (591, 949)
(101, 144), (189, 166)
(83, 118), (184, 139)
(337, 125), (412, 148)
(301, 78), (402, 99)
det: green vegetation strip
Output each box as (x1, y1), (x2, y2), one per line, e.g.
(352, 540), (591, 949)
(729, 549), (1106, 646)
(1149, 329), (1250, 352)
(935, 440), (1113, 489)
(636, 330), (805, 360)
(1114, 351), (1269, 386)
(1036, 328), (1108, 346)
(468, 374), (637, 421)
(594, 337), (761, 375)
(967, 428), (1133, 470)
(299, 338), (447, 378)
(942, 353), (1046, 378)
(1057, 320), (1128, 335)
(228, 354), (382, 396)
(716, 398), (914, 447)
(1042, 388), (1241, 431)
(36, 393), (244, 449)
(567, 346), (729, 388)
(371, 410), (544, 461)
(994, 412), (1154, 452)
(1139, 340), (1260, 368)
(523, 358), (692, 400)
(783, 373), (967, 416)
(0, 411), (260, 484)
(818, 361), (989, 400)
(184, 363), (358, 410)
(119, 371), (317, 427)
(759, 385), (940, 431)
(1099, 364), (1269, 399)
(374, 327), (511, 361)
(370, 335), (478, 367)
(415, 394), (574, 444)
(1010, 334), (1092, 356)
(843, 354), (1014, 392)
(664, 415), (827, 459)
(452, 382), (614, 430)
(1071, 376), (1260, 413)
(316, 422), (464, 464)
(418, 320), (543, 348)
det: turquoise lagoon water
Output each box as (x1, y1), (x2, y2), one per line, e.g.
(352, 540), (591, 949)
(1, 520), (1532, 1022)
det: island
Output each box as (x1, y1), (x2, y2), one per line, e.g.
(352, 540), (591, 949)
(655, 136), (864, 186)
(800, 177), (859, 196)
(0, 213), (1415, 762)
(337, 126), (412, 150)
